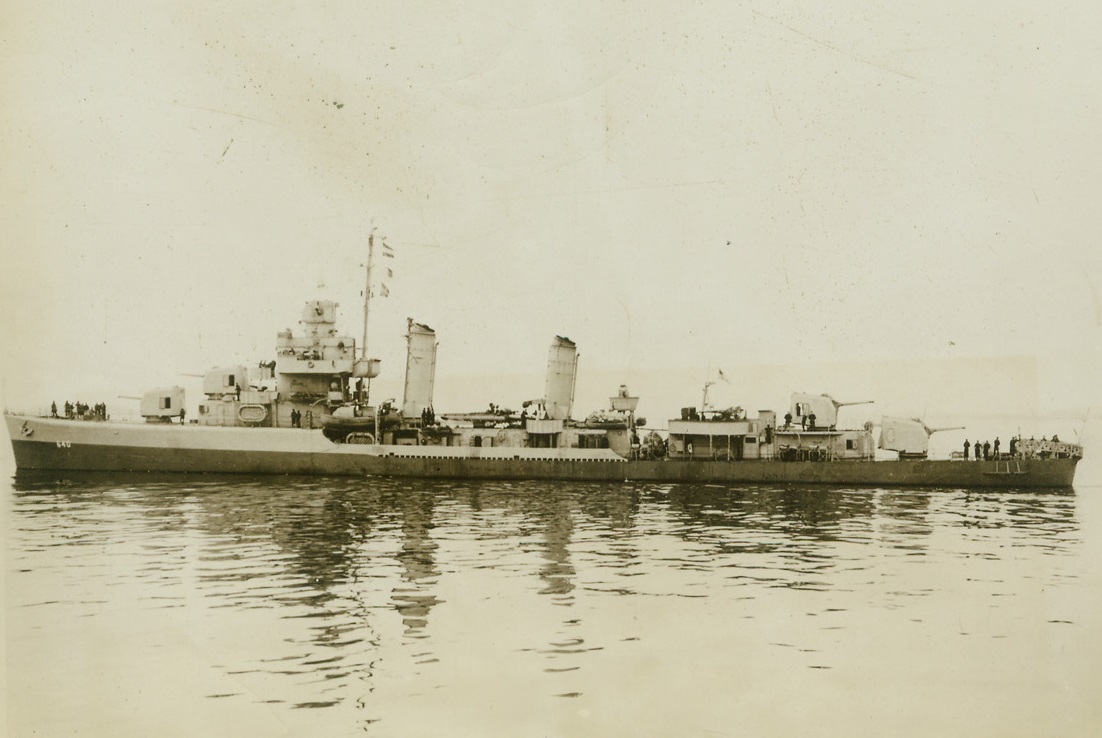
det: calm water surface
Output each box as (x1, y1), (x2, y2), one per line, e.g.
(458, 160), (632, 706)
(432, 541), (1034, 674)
(5, 473), (1102, 737)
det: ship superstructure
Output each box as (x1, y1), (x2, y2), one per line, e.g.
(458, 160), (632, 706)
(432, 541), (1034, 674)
(195, 299), (358, 430)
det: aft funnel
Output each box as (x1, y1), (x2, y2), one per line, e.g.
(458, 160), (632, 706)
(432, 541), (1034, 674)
(401, 319), (438, 418)
(544, 336), (578, 421)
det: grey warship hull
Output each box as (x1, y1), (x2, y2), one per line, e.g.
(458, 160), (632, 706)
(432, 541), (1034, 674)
(6, 415), (1079, 488)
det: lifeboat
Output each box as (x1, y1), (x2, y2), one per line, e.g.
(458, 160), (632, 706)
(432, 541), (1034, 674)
(583, 410), (631, 430)
(321, 405), (401, 442)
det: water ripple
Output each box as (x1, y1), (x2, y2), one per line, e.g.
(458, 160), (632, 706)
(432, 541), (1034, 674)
(5, 473), (1090, 735)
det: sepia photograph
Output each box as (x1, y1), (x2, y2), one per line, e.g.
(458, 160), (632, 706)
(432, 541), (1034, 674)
(2, 1), (1101, 735)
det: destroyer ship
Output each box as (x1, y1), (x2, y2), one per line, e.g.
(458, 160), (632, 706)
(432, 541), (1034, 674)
(4, 233), (1083, 487)
(4, 307), (1082, 487)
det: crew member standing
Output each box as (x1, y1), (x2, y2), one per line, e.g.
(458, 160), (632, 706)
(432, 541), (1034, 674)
(963, 439), (971, 460)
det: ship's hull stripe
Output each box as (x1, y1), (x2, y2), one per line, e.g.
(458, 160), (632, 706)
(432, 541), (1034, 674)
(8, 437), (1078, 488)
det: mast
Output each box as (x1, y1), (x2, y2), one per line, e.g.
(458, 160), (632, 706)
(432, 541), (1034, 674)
(361, 227), (376, 360)
(352, 228), (383, 396)
(701, 381), (715, 413)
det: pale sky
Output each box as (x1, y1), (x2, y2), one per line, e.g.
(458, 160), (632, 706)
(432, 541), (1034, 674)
(2, 1), (1101, 442)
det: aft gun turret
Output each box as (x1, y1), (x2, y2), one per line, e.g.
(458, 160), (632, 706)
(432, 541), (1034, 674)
(788, 393), (874, 430)
(878, 417), (964, 459)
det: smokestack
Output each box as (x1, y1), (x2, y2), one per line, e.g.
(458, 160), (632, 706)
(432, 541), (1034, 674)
(544, 336), (578, 421)
(402, 319), (437, 418)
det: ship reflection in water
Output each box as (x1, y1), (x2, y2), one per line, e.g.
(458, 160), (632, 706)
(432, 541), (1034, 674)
(5, 473), (1099, 737)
